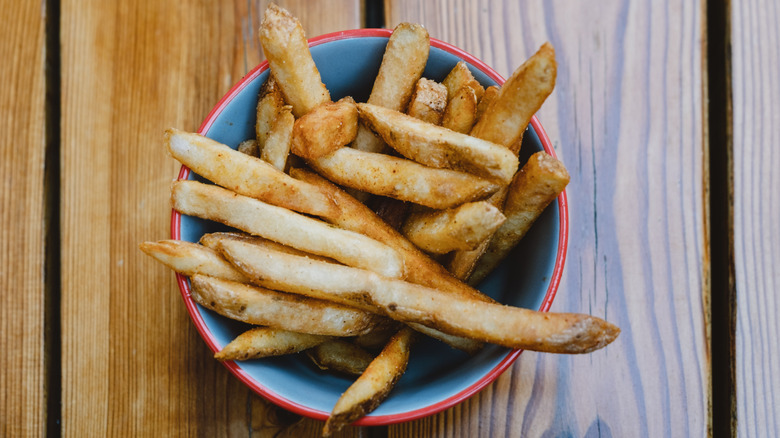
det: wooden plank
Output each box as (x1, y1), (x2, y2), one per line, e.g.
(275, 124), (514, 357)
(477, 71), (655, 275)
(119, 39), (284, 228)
(60, 0), (362, 435)
(731, 1), (780, 437)
(385, 1), (709, 436)
(0, 0), (47, 436)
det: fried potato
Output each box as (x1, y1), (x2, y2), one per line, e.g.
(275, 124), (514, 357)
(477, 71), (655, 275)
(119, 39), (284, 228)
(171, 180), (404, 278)
(200, 232), (337, 264)
(470, 43), (556, 154)
(215, 327), (330, 362)
(166, 129), (340, 218)
(441, 86), (478, 134)
(357, 103), (518, 184)
(402, 201), (506, 254)
(307, 148), (500, 209)
(190, 275), (385, 337)
(259, 4), (330, 117)
(291, 98), (358, 160)
(442, 61), (485, 101)
(307, 340), (374, 376)
(322, 327), (414, 436)
(237, 139), (260, 157)
(469, 152), (570, 285)
(260, 105), (294, 171)
(139, 240), (249, 282)
(255, 76), (286, 146)
(406, 78), (447, 125)
(353, 323), (402, 350)
(217, 240), (620, 353)
(475, 85), (499, 121)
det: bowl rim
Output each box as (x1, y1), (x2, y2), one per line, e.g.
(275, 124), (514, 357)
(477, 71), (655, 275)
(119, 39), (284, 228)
(170, 27), (569, 426)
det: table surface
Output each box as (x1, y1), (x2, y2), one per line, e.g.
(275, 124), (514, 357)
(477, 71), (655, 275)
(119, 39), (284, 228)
(0, 0), (775, 436)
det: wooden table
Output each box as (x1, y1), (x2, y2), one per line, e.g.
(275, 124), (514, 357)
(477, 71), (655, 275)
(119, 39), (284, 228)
(1, 0), (774, 436)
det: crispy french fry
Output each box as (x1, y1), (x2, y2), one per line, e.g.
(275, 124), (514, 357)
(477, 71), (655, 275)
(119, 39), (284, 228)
(401, 201), (506, 254)
(260, 105), (294, 171)
(171, 180), (404, 278)
(306, 340), (374, 376)
(475, 85), (499, 121)
(139, 240), (248, 282)
(322, 327), (414, 436)
(218, 239), (620, 353)
(308, 148), (500, 209)
(190, 275), (385, 337)
(200, 232), (337, 264)
(357, 103), (518, 184)
(291, 98), (358, 160)
(237, 139), (260, 158)
(259, 4), (330, 117)
(442, 61), (485, 101)
(353, 323), (402, 350)
(215, 327), (330, 362)
(470, 43), (556, 154)
(469, 152), (570, 285)
(406, 78), (447, 125)
(256, 76), (286, 146)
(441, 86), (478, 134)
(166, 129), (340, 219)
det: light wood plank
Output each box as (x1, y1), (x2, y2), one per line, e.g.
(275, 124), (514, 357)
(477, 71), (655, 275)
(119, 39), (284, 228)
(731, 1), (780, 437)
(386, 1), (709, 436)
(61, 0), (361, 435)
(0, 0), (47, 436)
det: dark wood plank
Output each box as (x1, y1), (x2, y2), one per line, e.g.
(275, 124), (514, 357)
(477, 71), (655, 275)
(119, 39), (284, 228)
(385, 1), (709, 436)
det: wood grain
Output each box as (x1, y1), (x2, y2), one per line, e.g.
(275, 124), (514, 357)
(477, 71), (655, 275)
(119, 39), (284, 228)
(60, 0), (361, 435)
(386, 1), (709, 436)
(0, 0), (47, 436)
(731, 1), (780, 437)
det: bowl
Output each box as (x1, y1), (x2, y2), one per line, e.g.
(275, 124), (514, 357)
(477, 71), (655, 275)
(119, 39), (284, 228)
(171, 28), (568, 425)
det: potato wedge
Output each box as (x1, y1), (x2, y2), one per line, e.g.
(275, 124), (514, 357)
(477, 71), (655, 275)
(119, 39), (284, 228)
(322, 327), (414, 436)
(237, 139), (260, 158)
(307, 340), (374, 376)
(401, 201), (506, 254)
(170, 180), (404, 278)
(406, 78), (447, 125)
(475, 85), (499, 121)
(215, 327), (330, 362)
(255, 76), (286, 146)
(291, 98), (358, 160)
(442, 61), (485, 101)
(139, 240), (248, 282)
(259, 4), (330, 117)
(260, 105), (294, 171)
(441, 86), (478, 134)
(357, 103), (518, 184)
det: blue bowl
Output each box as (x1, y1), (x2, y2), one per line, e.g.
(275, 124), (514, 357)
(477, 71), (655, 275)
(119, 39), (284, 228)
(171, 29), (568, 425)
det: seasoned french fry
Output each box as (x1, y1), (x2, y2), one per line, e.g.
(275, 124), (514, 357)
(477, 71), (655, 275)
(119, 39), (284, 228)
(470, 43), (556, 154)
(139, 240), (248, 282)
(255, 76), (286, 146)
(353, 323), (402, 350)
(406, 78), (447, 125)
(291, 98), (358, 160)
(217, 239), (620, 353)
(469, 152), (570, 285)
(171, 180), (404, 278)
(401, 201), (506, 254)
(441, 86), (478, 134)
(260, 105), (294, 171)
(475, 85), (499, 121)
(308, 148), (500, 209)
(259, 4), (330, 117)
(200, 232), (337, 264)
(322, 328), (414, 436)
(237, 139), (260, 158)
(442, 61), (485, 101)
(166, 129), (340, 219)
(215, 327), (330, 362)
(357, 103), (518, 184)
(307, 340), (374, 376)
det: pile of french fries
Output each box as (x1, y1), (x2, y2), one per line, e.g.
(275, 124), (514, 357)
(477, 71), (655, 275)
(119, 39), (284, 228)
(140, 4), (619, 435)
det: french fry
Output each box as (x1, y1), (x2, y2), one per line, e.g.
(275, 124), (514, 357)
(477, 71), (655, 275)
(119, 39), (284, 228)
(259, 4), (330, 117)
(307, 148), (500, 209)
(306, 340), (374, 376)
(475, 85), (499, 121)
(357, 103), (518, 184)
(291, 98), (358, 160)
(353, 323), (402, 350)
(401, 201), (506, 254)
(441, 86), (478, 134)
(470, 43), (556, 154)
(215, 327), (331, 362)
(406, 78), (447, 125)
(255, 76), (286, 146)
(190, 275), (386, 337)
(322, 327), (414, 436)
(469, 152), (570, 285)
(217, 239), (620, 353)
(260, 105), (294, 171)
(442, 61), (485, 101)
(166, 129), (340, 219)
(200, 232), (337, 264)
(170, 180), (404, 278)
(237, 139), (260, 158)
(139, 240), (248, 283)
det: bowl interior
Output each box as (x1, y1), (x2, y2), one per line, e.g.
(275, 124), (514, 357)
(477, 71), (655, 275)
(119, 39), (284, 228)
(175, 32), (564, 424)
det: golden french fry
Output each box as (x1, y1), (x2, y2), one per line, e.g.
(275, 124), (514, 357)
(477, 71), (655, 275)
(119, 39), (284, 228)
(401, 201), (506, 254)
(442, 61), (485, 101)
(353, 323), (402, 350)
(306, 340), (375, 376)
(166, 129), (340, 219)
(260, 105), (294, 171)
(475, 85), (499, 121)
(200, 232), (337, 264)
(259, 4), (330, 117)
(139, 240), (248, 282)
(470, 43), (556, 154)
(215, 327), (331, 362)
(291, 98), (358, 160)
(256, 76), (286, 146)
(357, 103), (518, 184)
(322, 327), (414, 436)
(237, 139), (260, 158)
(190, 275), (385, 337)
(469, 151), (570, 285)
(171, 180), (404, 278)
(406, 78), (447, 125)
(441, 86), (478, 134)
(217, 239), (620, 353)
(308, 148), (500, 209)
